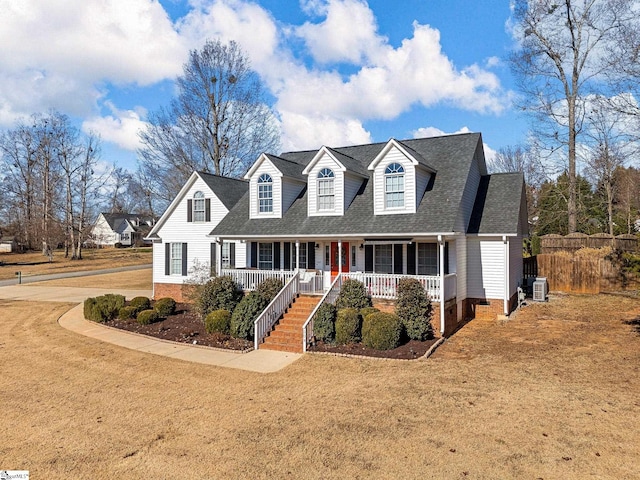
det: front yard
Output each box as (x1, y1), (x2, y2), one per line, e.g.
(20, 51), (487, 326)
(1, 291), (639, 478)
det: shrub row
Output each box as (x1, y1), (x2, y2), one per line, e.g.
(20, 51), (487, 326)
(85, 295), (176, 326)
(84, 294), (125, 323)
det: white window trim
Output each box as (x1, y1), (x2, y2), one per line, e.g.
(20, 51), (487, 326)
(170, 243), (182, 276)
(384, 163), (405, 209)
(258, 242), (273, 270)
(193, 191), (205, 222)
(258, 174), (273, 214)
(317, 168), (335, 212)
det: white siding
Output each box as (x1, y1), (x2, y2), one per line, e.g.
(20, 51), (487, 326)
(455, 150), (482, 232)
(343, 173), (362, 211)
(249, 159), (282, 219)
(415, 168), (431, 209)
(307, 154), (344, 216)
(466, 237), (505, 300)
(509, 235), (523, 296)
(92, 215), (118, 245)
(282, 178), (305, 213)
(373, 146), (416, 215)
(456, 237), (467, 300)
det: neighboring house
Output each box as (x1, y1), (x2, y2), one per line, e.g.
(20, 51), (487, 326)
(0, 236), (18, 253)
(149, 133), (528, 340)
(146, 171), (249, 300)
(92, 213), (156, 247)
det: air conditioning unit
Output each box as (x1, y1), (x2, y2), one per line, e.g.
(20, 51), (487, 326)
(532, 277), (548, 302)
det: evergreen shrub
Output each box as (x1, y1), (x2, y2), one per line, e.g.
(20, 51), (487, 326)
(137, 309), (159, 325)
(335, 279), (371, 310)
(314, 302), (337, 342)
(118, 305), (138, 320)
(129, 296), (151, 313)
(395, 278), (434, 340)
(335, 308), (361, 345)
(196, 276), (243, 318)
(205, 309), (231, 334)
(154, 297), (177, 317)
(230, 292), (268, 340)
(256, 278), (284, 303)
(361, 312), (403, 350)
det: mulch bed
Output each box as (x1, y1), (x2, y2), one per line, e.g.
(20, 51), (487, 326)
(103, 303), (252, 351)
(309, 338), (439, 360)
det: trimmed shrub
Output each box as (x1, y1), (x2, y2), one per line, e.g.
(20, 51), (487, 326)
(154, 297), (176, 317)
(230, 292), (268, 340)
(314, 302), (337, 343)
(83, 294), (125, 323)
(195, 276), (243, 319)
(205, 309), (231, 334)
(335, 308), (361, 345)
(361, 312), (403, 350)
(129, 296), (151, 313)
(359, 306), (380, 319)
(256, 278), (284, 303)
(395, 277), (434, 341)
(335, 279), (372, 310)
(137, 309), (159, 325)
(118, 305), (138, 320)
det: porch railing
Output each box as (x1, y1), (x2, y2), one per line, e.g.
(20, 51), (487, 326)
(302, 273), (343, 353)
(254, 272), (300, 350)
(221, 268), (296, 291)
(443, 273), (457, 301)
(298, 270), (324, 294)
(342, 272), (456, 302)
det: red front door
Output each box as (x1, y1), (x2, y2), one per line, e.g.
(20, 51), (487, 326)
(330, 242), (349, 275)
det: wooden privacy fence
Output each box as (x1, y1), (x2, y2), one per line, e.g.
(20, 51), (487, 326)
(540, 233), (638, 254)
(532, 253), (640, 294)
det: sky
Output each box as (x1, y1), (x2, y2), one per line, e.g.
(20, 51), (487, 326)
(0, 0), (528, 171)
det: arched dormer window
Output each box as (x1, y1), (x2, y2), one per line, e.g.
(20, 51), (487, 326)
(193, 190), (206, 222)
(258, 173), (273, 213)
(384, 163), (404, 208)
(317, 168), (335, 211)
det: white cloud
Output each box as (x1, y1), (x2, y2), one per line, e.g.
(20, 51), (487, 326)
(412, 125), (497, 163)
(279, 111), (371, 151)
(83, 103), (148, 151)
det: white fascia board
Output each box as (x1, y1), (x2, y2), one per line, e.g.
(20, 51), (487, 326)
(468, 233), (520, 237)
(209, 232), (460, 240)
(147, 171), (201, 237)
(302, 146), (347, 175)
(367, 138), (420, 171)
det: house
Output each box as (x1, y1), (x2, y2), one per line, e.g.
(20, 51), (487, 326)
(0, 236), (19, 253)
(92, 213), (157, 247)
(149, 132), (528, 344)
(145, 171), (249, 300)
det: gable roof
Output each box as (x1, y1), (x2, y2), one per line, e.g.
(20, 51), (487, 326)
(368, 138), (436, 173)
(100, 213), (155, 231)
(264, 154), (306, 181)
(467, 173), (527, 235)
(211, 132), (510, 238)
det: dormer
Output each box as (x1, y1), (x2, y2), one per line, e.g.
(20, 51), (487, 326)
(368, 139), (436, 215)
(244, 153), (305, 219)
(303, 146), (367, 216)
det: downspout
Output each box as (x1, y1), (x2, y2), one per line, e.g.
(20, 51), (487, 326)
(439, 235), (445, 335)
(217, 238), (223, 277)
(503, 235), (509, 316)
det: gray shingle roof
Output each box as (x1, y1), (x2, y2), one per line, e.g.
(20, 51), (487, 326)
(198, 172), (248, 210)
(101, 213), (155, 231)
(263, 154), (306, 181)
(467, 172), (526, 235)
(210, 133), (522, 238)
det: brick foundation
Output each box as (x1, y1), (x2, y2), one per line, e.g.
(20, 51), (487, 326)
(154, 283), (190, 302)
(372, 298), (459, 338)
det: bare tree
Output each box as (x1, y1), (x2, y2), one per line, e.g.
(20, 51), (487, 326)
(138, 39), (280, 208)
(509, 0), (636, 233)
(614, 166), (640, 234)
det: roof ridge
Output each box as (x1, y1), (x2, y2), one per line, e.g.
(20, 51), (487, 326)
(197, 171), (248, 183)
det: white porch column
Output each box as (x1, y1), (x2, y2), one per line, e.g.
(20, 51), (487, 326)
(216, 238), (223, 276)
(503, 235), (509, 316)
(295, 240), (300, 271)
(338, 240), (342, 272)
(438, 235), (445, 335)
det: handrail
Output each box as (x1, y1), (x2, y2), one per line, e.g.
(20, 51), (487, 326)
(221, 268), (296, 291)
(253, 271), (300, 350)
(302, 273), (343, 353)
(342, 272), (446, 301)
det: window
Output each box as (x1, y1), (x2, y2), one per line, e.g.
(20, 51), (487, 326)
(317, 168), (335, 210)
(384, 163), (405, 208)
(325, 245), (330, 266)
(170, 243), (182, 275)
(298, 242), (307, 269)
(221, 242), (231, 269)
(374, 244), (393, 273)
(417, 243), (437, 275)
(193, 191), (205, 222)
(351, 245), (356, 268)
(258, 174), (273, 213)
(258, 242), (273, 270)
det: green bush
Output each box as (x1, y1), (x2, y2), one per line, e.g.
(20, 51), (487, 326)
(195, 276), (243, 319)
(395, 278), (434, 341)
(335, 279), (371, 310)
(335, 308), (361, 345)
(154, 297), (177, 317)
(118, 305), (138, 320)
(314, 302), (337, 343)
(137, 309), (159, 325)
(361, 312), (403, 350)
(83, 294), (126, 323)
(129, 296), (151, 313)
(256, 277), (284, 303)
(359, 306), (380, 319)
(205, 309), (231, 334)
(230, 292), (268, 340)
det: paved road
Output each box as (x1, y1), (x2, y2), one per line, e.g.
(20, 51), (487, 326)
(0, 263), (152, 287)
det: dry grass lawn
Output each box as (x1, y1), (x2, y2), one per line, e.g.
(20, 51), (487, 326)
(1, 293), (639, 479)
(34, 268), (152, 290)
(0, 248), (152, 280)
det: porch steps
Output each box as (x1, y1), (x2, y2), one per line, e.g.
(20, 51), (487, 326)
(259, 295), (321, 353)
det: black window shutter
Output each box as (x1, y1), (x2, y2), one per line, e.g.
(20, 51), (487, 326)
(444, 242), (450, 275)
(394, 244), (403, 274)
(365, 245), (373, 273)
(407, 243), (416, 275)
(283, 242), (291, 270)
(307, 242), (315, 269)
(273, 242), (280, 270)
(205, 198), (211, 222)
(250, 242), (257, 268)
(165, 243), (170, 275)
(187, 199), (193, 222)
(230, 242), (235, 269)
(181, 243), (188, 276)
(210, 242), (217, 274)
